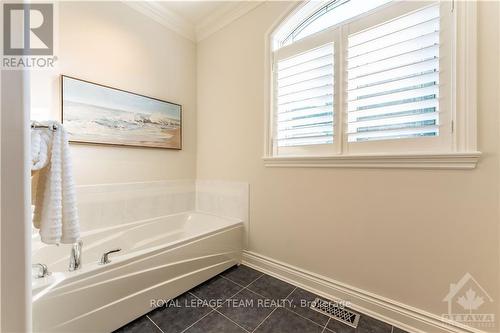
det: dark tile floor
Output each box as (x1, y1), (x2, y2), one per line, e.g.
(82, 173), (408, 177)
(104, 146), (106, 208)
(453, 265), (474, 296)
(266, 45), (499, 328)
(114, 265), (410, 333)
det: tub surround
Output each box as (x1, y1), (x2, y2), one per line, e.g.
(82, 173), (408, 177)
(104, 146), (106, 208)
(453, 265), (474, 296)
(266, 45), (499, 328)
(76, 180), (196, 231)
(196, 180), (249, 246)
(75, 180), (248, 232)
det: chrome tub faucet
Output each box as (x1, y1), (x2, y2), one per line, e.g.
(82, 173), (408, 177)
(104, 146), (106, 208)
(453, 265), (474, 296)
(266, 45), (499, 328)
(69, 240), (83, 271)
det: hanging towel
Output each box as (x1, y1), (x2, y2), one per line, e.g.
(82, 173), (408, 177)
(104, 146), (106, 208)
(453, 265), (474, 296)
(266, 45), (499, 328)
(31, 122), (80, 244)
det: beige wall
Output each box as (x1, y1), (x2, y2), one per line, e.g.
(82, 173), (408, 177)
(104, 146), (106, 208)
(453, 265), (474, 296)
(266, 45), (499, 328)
(197, 0), (500, 325)
(31, 1), (197, 185)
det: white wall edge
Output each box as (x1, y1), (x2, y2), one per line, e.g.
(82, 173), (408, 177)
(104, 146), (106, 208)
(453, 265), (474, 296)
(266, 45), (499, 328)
(76, 179), (196, 194)
(242, 250), (488, 333)
(1, 70), (32, 332)
(262, 152), (481, 169)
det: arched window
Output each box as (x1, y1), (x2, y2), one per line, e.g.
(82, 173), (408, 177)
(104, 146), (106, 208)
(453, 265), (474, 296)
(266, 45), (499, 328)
(266, 0), (474, 164)
(273, 0), (391, 50)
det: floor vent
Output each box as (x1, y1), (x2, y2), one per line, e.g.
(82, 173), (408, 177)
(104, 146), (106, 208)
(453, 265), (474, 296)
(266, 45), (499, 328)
(310, 298), (360, 328)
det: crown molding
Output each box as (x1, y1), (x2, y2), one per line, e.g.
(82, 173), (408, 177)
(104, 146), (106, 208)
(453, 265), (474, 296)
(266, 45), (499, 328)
(195, 1), (263, 42)
(124, 1), (196, 41)
(124, 1), (264, 43)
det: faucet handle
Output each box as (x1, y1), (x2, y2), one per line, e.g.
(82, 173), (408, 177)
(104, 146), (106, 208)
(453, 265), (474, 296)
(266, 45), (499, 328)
(33, 263), (50, 279)
(99, 248), (121, 265)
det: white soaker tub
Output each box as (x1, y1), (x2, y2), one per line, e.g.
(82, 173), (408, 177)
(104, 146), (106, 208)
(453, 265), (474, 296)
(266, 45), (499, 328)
(32, 212), (244, 332)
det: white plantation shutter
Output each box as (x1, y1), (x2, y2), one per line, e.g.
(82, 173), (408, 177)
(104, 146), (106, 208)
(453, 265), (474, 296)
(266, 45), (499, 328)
(275, 43), (334, 147)
(347, 5), (440, 142)
(269, 1), (458, 160)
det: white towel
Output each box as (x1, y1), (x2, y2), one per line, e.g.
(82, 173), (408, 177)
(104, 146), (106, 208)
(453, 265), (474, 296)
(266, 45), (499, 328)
(32, 122), (80, 244)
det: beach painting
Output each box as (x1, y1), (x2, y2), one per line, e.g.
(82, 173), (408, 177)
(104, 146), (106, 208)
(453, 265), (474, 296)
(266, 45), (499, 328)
(61, 76), (182, 149)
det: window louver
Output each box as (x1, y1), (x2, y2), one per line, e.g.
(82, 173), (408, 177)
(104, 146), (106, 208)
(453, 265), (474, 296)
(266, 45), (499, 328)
(276, 44), (334, 147)
(347, 5), (440, 142)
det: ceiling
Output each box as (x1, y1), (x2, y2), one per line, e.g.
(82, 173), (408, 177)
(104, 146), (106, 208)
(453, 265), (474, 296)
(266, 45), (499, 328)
(125, 1), (263, 42)
(158, 1), (228, 24)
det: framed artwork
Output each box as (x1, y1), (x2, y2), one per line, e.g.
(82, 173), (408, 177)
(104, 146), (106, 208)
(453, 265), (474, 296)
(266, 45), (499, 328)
(61, 75), (182, 149)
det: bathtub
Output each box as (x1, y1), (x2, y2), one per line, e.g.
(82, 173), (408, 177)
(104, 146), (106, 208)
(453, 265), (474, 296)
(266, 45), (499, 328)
(32, 212), (244, 332)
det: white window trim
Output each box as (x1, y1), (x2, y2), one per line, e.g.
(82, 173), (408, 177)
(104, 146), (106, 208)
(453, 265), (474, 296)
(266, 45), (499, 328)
(263, 0), (480, 169)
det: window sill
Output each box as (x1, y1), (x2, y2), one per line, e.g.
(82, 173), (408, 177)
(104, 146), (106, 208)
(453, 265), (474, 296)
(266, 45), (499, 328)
(262, 152), (481, 169)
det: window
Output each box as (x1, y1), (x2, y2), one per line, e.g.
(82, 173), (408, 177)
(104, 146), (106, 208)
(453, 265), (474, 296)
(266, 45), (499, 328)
(265, 0), (480, 168)
(276, 43), (334, 148)
(347, 5), (440, 143)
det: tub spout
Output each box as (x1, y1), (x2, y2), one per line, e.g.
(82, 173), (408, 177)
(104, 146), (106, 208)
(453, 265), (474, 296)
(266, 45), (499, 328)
(69, 240), (83, 271)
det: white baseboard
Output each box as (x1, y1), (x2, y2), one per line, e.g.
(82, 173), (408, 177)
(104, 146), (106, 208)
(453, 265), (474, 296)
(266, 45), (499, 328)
(242, 251), (486, 333)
